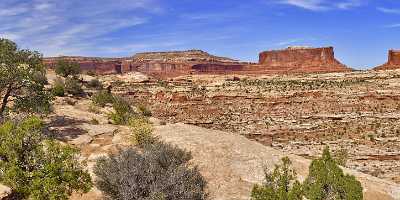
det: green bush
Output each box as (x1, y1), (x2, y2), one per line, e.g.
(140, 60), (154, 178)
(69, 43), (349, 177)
(87, 79), (103, 89)
(137, 104), (152, 117)
(86, 70), (96, 76)
(334, 147), (349, 167)
(0, 117), (92, 199)
(129, 117), (155, 146)
(94, 141), (207, 200)
(52, 79), (65, 97)
(304, 147), (363, 200)
(65, 77), (84, 96)
(92, 90), (114, 107)
(251, 147), (363, 200)
(108, 97), (135, 125)
(55, 59), (81, 78)
(251, 157), (303, 200)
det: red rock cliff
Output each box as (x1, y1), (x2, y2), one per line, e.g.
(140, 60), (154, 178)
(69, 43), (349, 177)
(374, 50), (400, 70)
(43, 56), (127, 74)
(258, 47), (350, 73)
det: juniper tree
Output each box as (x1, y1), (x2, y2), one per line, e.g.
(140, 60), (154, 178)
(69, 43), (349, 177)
(55, 59), (81, 78)
(304, 147), (363, 200)
(251, 157), (303, 200)
(0, 38), (51, 118)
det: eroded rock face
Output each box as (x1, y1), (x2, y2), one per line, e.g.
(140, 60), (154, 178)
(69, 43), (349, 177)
(258, 47), (351, 73)
(44, 47), (352, 78)
(43, 56), (127, 75)
(375, 50), (400, 70)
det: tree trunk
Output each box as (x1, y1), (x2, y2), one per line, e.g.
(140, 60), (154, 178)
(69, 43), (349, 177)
(0, 84), (13, 117)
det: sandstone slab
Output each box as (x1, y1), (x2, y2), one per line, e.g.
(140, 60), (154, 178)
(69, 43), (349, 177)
(153, 123), (400, 200)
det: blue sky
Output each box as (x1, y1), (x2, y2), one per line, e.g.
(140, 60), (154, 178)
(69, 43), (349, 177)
(0, 0), (399, 69)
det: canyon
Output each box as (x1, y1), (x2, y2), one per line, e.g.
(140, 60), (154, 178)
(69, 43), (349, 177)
(102, 70), (400, 186)
(44, 47), (353, 78)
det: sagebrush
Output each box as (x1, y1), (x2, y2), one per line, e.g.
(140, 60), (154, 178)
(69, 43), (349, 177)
(94, 141), (207, 200)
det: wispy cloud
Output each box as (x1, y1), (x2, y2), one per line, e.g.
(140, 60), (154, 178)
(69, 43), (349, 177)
(377, 7), (400, 14)
(275, 38), (304, 46)
(0, 0), (162, 56)
(384, 23), (400, 28)
(277, 0), (364, 11)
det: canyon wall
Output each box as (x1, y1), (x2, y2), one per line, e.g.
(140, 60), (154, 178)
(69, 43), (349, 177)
(44, 47), (352, 78)
(374, 50), (400, 70)
(44, 56), (127, 75)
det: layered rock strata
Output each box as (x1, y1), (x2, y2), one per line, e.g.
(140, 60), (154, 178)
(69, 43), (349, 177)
(375, 50), (400, 70)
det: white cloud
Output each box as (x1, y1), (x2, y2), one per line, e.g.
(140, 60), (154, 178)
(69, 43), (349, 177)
(275, 38), (303, 46)
(280, 0), (327, 11)
(384, 23), (400, 28)
(336, 0), (363, 10)
(378, 7), (400, 14)
(277, 0), (364, 11)
(0, 0), (161, 56)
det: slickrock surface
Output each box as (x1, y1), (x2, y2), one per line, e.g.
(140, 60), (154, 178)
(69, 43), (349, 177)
(375, 50), (400, 70)
(153, 123), (400, 200)
(108, 70), (400, 183)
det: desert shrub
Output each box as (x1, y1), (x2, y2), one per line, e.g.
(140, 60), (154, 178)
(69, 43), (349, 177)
(86, 70), (96, 76)
(88, 104), (101, 114)
(52, 79), (65, 97)
(93, 141), (207, 200)
(92, 90), (114, 107)
(65, 77), (84, 96)
(304, 147), (363, 200)
(137, 104), (152, 117)
(129, 117), (155, 146)
(108, 97), (135, 125)
(55, 59), (81, 78)
(87, 79), (103, 89)
(251, 157), (303, 200)
(334, 147), (349, 167)
(0, 116), (92, 199)
(90, 118), (100, 125)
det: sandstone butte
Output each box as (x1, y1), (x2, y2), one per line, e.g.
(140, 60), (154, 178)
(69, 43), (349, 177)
(374, 50), (400, 70)
(43, 47), (352, 78)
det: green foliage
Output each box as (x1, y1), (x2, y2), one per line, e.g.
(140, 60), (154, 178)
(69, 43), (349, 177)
(93, 141), (207, 200)
(108, 97), (135, 125)
(251, 157), (303, 200)
(0, 38), (52, 117)
(334, 147), (349, 167)
(304, 147), (363, 200)
(129, 117), (155, 146)
(86, 70), (96, 76)
(92, 90), (114, 107)
(87, 79), (103, 89)
(52, 79), (65, 97)
(137, 104), (152, 117)
(0, 117), (92, 199)
(55, 59), (80, 78)
(65, 77), (84, 96)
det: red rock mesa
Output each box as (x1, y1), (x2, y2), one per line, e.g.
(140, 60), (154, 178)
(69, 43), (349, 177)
(374, 50), (400, 70)
(44, 47), (351, 78)
(258, 46), (350, 73)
